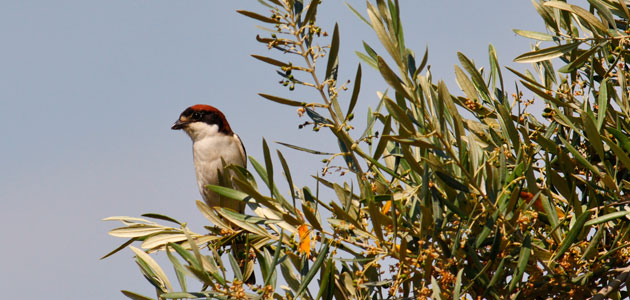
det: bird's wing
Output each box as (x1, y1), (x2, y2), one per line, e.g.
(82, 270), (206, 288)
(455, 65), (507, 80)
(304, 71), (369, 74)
(234, 133), (247, 167)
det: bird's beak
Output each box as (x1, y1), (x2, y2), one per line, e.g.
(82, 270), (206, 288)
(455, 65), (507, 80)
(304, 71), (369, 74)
(171, 119), (187, 130)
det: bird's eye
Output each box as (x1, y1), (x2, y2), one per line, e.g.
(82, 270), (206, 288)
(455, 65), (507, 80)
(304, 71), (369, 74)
(192, 112), (202, 119)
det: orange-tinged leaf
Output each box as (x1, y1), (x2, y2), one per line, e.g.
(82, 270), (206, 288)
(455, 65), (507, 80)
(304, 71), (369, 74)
(521, 191), (565, 218)
(519, 191), (534, 201)
(532, 198), (545, 214)
(521, 191), (544, 213)
(381, 200), (392, 214)
(298, 224), (312, 257)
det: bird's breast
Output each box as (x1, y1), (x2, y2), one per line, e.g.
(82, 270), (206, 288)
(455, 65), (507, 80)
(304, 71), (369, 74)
(191, 134), (245, 199)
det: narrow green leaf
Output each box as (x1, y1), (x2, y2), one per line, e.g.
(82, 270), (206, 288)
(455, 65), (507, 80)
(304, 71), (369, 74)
(108, 225), (165, 238)
(415, 45), (429, 78)
(607, 127), (630, 152)
(585, 210), (630, 226)
(513, 29), (555, 41)
(363, 41), (378, 61)
(196, 200), (230, 229)
(377, 56), (412, 100)
(231, 178), (282, 214)
(325, 23), (340, 82)
(559, 136), (601, 177)
(264, 230), (284, 286)
(330, 201), (363, 231)
(384, 98), (415, 133)
(588, 0), (616, 28)
(121, 290), (155, 300)
(160, 292), (203, 299)
(453, 268), (464, 300)
(166, 244), (188, 292)
(602, 135), (630, 174)
(102, 216), (156, 223)
(543, 1), (608, 33)
(438, 81), (465, 161)
(169, 242), (201, 270)
(454, 65), (478, 103)
(519, 80), (568, 108)
(345, 64), (362, 121)
(337, 138), (360, 172)
(316, 259), (335, 300)
(431, 187), (467, 220)
(302, 0), (319, 25)
(216, 208), (276, 239)
(558, 42), (606, 73)
(372, 115), (392, 161)
(506, 66), (546, 90)
(276, 141), (334, 155)
(206, 185), (248, 201)
(618, 0), (630, 20)
(249, 156), (286, 203)
(514, 42), (580, 63)
(532, 0), (559, 32)
(597, 78), (609, 130)
(277, 150), (297, 209)
(366, 2), (399, 64)
(367, 198), (385, 243)
(236, 10), (279, 24)
(141, 233), (188, 250)
(331, 96), (345, 124)
(509, 234), (531, 292)
(551, 211), (592, 262)
(302, 204), (322, 231)
(263, 139), (274, 198)
(430, 276), (443, 300)
(475, 210), (499, 248)
(130, 246), (173, 292)
(345, 2), (371, 26)
(435, 171), (470, 193)
(258, 93), (306, 107)
(280, 259), (301, 294)
(400, 144), (424, 176)
(296, 243), (330, 297)
(355, 51), (378, 69)
(305, 107), (333, 124)
(581, 226), (604, 260)
(496, 103), (521, 150)
(140, 213), (181, 225)
(181, 228), (207, 277)
(487, 257), (506, 288)
(255, 34), (274, 44)
(228, 253), (243, 281)
(488, 44), (504, 93)
(251, 55), (290, 67)
(457, 52), (491, 102)
(581, 110), (605, 161)
(101, 238), (137, 260)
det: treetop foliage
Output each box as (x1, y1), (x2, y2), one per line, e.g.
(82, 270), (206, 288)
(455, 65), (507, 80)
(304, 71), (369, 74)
(105, 1), (630, 299)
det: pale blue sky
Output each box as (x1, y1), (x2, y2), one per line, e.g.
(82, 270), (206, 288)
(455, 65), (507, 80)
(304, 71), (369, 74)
(1, 1), (544, 298)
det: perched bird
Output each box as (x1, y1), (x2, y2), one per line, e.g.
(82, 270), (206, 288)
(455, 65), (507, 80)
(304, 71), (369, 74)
(172, 104), (254, 284)
(171, 104), (247, 213)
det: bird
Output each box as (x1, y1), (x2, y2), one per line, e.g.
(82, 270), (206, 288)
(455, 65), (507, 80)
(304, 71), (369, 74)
(171, 104), (247, 213)
(172, 104), (254, 284)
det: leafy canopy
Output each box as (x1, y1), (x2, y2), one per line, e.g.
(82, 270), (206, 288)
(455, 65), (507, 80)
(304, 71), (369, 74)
(105, 1), (630, 299)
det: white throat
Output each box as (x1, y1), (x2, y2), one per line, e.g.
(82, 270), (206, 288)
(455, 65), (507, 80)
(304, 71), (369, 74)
(183, 122), (221, 142)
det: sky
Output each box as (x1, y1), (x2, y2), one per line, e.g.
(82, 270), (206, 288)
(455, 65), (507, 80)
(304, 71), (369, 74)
(0, 1), (546, 299)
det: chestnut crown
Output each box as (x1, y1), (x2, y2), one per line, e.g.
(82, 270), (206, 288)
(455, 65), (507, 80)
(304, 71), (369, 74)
(171, 104), (233, 135)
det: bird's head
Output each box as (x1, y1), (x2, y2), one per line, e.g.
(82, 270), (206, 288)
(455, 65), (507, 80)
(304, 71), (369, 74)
(171, 104), (234, 141)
